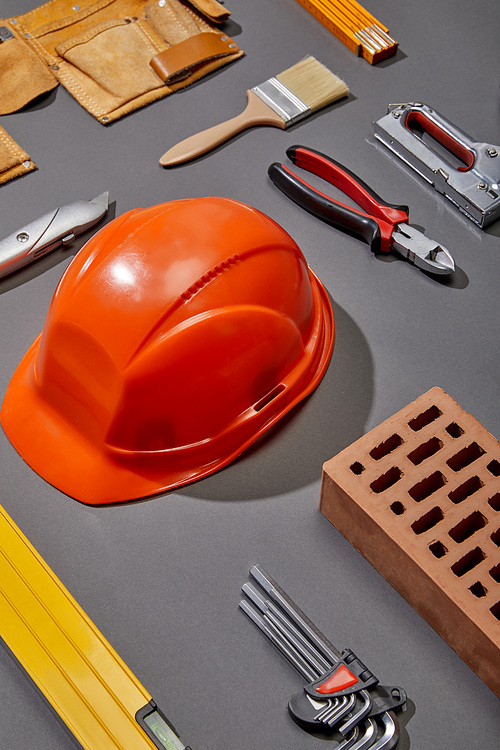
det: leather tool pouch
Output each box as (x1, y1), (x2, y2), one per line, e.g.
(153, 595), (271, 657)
(0, 0), (243, 124)
(0, 125), (36, 185)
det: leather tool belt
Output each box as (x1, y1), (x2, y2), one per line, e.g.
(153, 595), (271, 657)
(0, 0), (243, 124)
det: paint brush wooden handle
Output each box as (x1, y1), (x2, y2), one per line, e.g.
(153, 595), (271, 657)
(159, 90), (285, 166)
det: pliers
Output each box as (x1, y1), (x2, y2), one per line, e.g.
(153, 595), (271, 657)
(268, 145), (455, 275)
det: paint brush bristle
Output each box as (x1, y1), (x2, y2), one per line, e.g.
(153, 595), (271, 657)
(276, 55), (349, 112)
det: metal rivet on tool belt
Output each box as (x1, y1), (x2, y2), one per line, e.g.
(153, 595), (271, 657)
(51, 65), (59, 70)
(16, 232), (30, 243)
(159, 0), (166, 6)
(22, 161), (31, 168)
(229, 43), (236, 48)
(221, 35), (228, 41)
(487, 148), (498, 157)
(24, 33), (31, 38)
(102, 116), (109, 122)
(10, 19), (17, 24)
(73, 5), (80, 10)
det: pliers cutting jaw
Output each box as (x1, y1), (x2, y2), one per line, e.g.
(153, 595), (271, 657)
(268, 146), (455, 275)
(390, 222), (454, 275)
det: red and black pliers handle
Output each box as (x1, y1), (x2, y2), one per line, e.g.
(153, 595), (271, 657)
(268, 145), (410, 254)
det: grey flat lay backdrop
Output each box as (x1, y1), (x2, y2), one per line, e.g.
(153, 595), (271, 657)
(0, 0), (499, 748)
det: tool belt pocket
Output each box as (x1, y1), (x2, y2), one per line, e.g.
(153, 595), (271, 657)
(1, 0), (243, 124)
(55, 16), (168, 121)
(0, 28), (58, 115)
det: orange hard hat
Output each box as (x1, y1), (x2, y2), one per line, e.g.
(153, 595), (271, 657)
(1, 197), (334, 504)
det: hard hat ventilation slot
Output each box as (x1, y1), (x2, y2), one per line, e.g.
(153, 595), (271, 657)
(253, 384), (286, 412)
(180, 255), (240, 301)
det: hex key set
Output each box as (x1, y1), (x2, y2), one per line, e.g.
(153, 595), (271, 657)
(240, 565), (407, 748)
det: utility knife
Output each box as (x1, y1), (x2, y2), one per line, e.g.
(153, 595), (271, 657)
(0, 191), (109, 278)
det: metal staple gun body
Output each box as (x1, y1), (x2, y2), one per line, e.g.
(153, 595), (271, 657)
(269, 145), (455, 275)
(373, 102), (500, 228)
(240, 565), (407, 748)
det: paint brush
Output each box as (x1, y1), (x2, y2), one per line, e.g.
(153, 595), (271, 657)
(159, 55), (349, 166)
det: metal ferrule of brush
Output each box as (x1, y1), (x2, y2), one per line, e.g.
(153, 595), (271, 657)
(252, 78), (311, 125)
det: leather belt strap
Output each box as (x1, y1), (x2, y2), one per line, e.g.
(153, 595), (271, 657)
(150, 32), (240, 84)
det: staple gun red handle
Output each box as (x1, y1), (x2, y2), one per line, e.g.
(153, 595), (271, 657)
(404, 109), (475, 171)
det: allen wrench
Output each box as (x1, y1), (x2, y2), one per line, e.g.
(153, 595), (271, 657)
(240, 565), (408, 747)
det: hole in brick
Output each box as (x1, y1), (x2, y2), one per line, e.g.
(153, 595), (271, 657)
(408, 436), (443, 466)
(449, 476), (483, 504)
(489, 493), (500, 511)
(429, 540), (447, 558)
(370, 467), (402, 494)
(390, 501), (405, 515)
(447, 442), (485, 471)
(408, 471), (446, 502)
(350, 461), (365, 475)
(491, 602), (500, 620)
(489, 563), (500, 583)
(446, 422), (464, 438)
(451, 547), (485, 577)
(369, 434), (403, 460)
(469, 581), (487, 598)
(487, 459), (500, 477)
(448, 511), (487, 543)
(491, 529), (500, 547)
(408, 404), (442, 431)
(411, 506), (444, 535)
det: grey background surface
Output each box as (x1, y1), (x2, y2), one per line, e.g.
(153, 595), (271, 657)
(0, 0), (499, 748)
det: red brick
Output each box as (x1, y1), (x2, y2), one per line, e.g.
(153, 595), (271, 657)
(320, 387), (500, 696)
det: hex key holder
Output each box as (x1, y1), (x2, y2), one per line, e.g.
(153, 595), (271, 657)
(239, 565), (408, 748)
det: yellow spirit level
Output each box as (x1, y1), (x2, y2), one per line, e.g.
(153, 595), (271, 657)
(0, 502), (190, 750)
